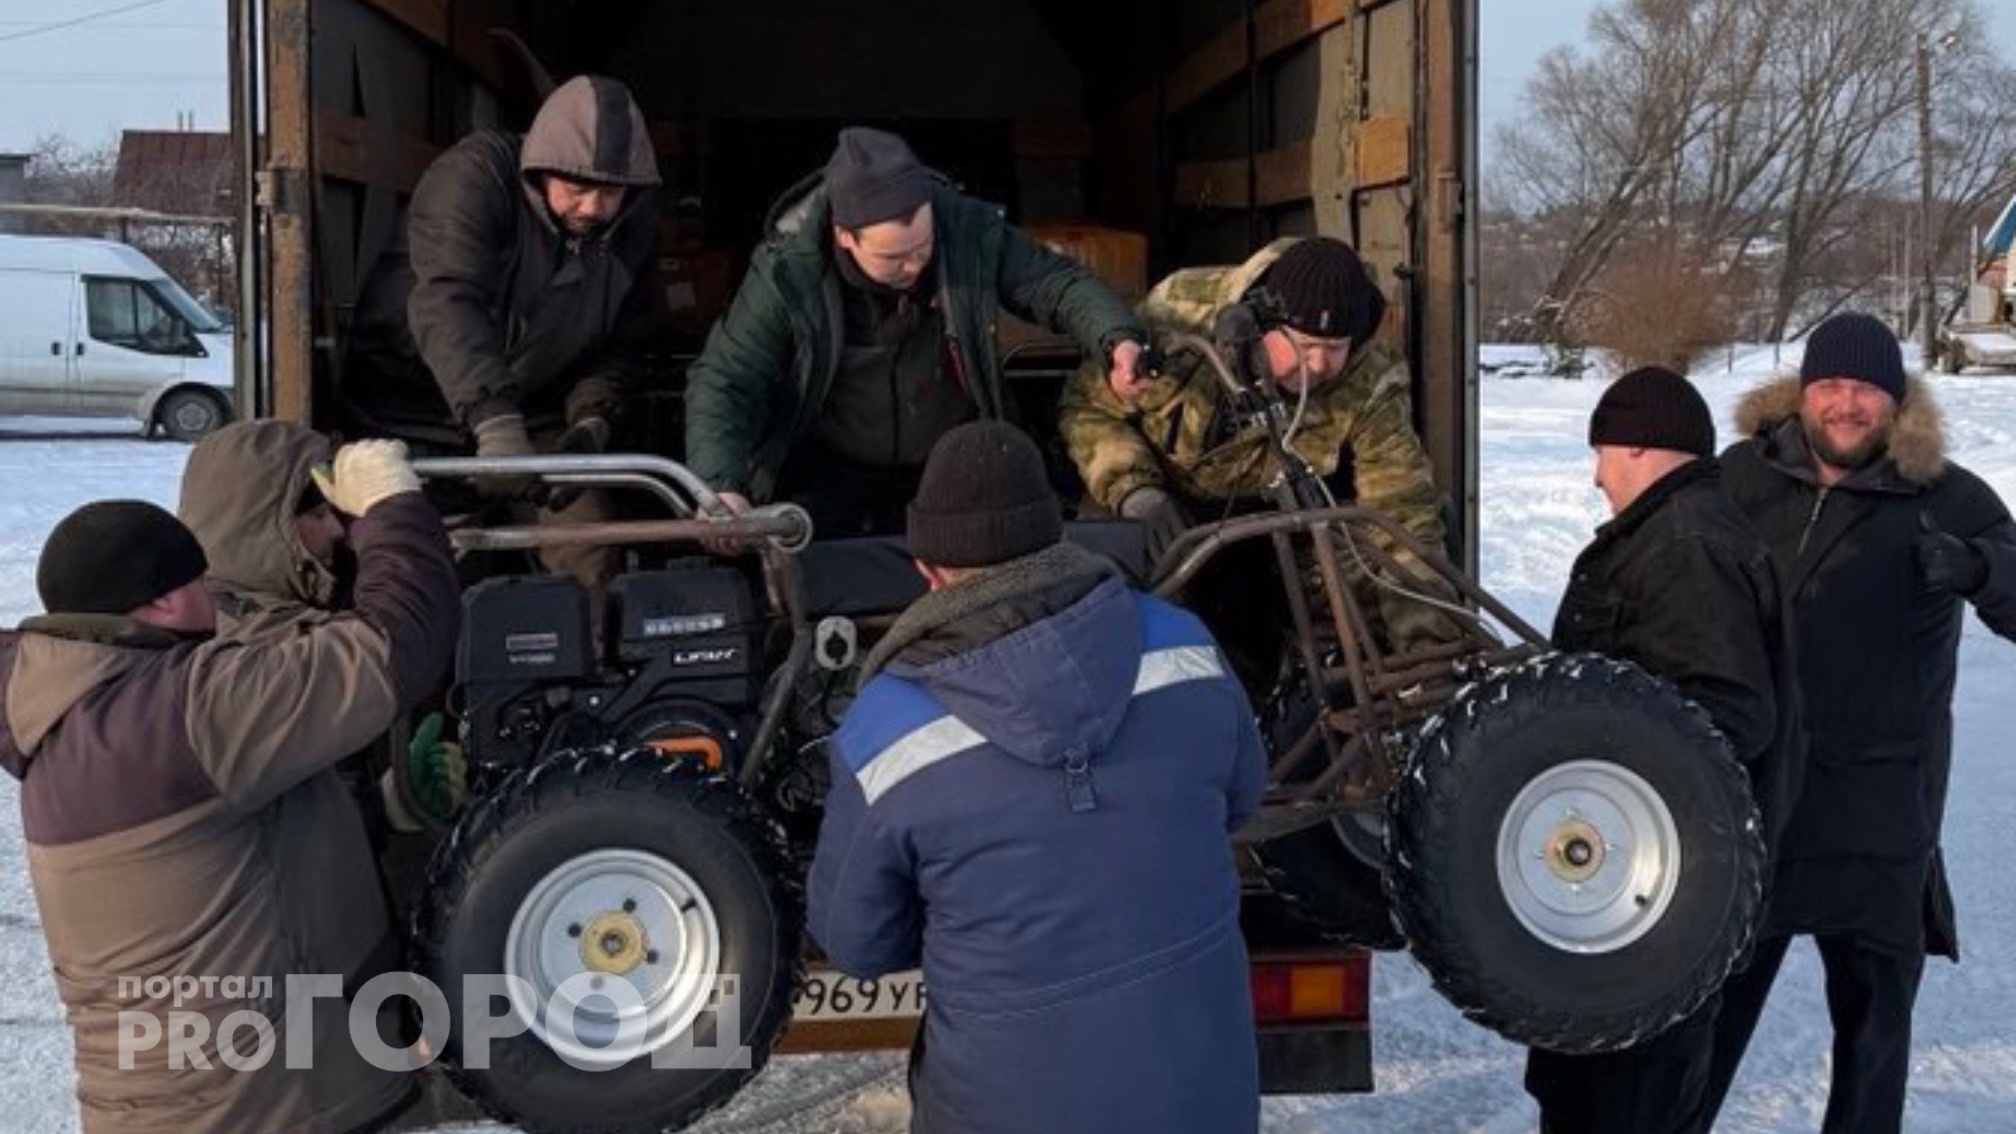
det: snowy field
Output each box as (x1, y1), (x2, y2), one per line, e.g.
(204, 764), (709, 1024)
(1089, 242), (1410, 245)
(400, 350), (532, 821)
(2, 355), (2015, 1132)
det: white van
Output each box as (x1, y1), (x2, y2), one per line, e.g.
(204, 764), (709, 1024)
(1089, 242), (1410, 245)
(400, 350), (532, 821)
(0, 235), (234, 440)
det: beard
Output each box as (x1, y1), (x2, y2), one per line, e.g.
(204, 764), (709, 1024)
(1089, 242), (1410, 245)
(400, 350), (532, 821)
(1801, 411), (1893, 472)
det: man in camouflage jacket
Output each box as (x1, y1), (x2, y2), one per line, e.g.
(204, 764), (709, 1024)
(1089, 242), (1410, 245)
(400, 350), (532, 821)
(1059, 236), (1454, 651)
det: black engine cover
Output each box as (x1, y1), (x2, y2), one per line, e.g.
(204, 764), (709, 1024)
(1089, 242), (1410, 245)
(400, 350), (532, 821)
(607, 566), (761, 698)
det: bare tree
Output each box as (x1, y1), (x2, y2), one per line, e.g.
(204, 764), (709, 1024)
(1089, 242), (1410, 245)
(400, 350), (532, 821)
(1928, 59), (2016, 319)
(1494, 0), (1759, 334)
(1490, 0), (2004, 344)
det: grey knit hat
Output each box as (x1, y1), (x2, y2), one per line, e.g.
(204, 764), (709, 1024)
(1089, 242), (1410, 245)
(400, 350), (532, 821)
(826, 127), (931, 229)
(907, 422), (1063, 568)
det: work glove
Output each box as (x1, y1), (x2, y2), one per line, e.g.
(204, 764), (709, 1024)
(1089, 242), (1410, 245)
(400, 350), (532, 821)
(381, 712), (468, 833)
(309, 440), (421, 518)
(1121, 486), (1192, 566)
(472, 412), (541, 502)
(541, 416), (611, 512)
(1916, 514), (1987, 596)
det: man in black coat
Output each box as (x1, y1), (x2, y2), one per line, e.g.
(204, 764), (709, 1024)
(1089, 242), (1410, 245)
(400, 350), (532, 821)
(1525, 366), (1800, 1134)
(1705, 313), (2016, 1134)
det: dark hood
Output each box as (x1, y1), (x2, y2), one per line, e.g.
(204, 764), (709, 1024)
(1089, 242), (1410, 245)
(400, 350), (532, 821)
(519, 75), (660, 190)
(879, 545), (1136, 769)
(178, 419), (337, 608)
(1, 616), (184, 777)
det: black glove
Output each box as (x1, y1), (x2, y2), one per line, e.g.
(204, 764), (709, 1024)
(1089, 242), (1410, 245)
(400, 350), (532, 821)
(1120, 487), (1192, 566)
(542, 416), (611, 512)
(1917, 515), (1987, 596)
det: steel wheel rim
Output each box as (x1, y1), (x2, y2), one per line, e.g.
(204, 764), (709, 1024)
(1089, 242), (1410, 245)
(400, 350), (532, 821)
(1495, 759), (1681, 954)
(170, 397), (215, 434)
(503, 848), (723, 1066)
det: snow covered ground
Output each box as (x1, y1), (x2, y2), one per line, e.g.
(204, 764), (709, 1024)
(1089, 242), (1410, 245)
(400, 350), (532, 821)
(2, 355), (2015, 1132)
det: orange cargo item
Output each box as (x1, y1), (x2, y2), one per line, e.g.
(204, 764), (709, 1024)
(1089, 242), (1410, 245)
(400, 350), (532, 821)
(1027, 224), (1149, 301)
(999, 225), (1149, 359)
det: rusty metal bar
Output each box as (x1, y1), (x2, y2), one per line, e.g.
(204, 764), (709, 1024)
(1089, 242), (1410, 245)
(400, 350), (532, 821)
(1154, 505), (1546, 646)
(1265, 717), (1329, 785)
(1267, 528), (1341, 766)
(264, 0), (314, 424)
(1305, 522), (1382, 707)
(744, 541), (813, 789)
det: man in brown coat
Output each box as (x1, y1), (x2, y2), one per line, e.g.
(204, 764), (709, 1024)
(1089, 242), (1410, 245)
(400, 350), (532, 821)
(0, 440), (459, 1134)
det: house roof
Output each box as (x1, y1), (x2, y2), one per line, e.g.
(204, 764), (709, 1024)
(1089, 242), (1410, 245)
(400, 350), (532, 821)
(113, 131), (233, 215)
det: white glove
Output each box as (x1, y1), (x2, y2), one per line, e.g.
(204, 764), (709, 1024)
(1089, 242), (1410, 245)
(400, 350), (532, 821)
(312, 440), (422, 517)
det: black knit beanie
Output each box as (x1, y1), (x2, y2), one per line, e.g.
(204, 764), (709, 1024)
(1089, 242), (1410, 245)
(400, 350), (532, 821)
(1254, 237), (1387, 342)
(907, 422), (1064, 568)
(1801, 312), (1906, 403)
(827, 127), (930, 229)
(38, 500), (209, 616)
(1589, 366), (1716, 457)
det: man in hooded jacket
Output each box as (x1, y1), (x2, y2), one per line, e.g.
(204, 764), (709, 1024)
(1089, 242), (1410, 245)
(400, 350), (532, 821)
(1704, 313), (2016, 1133)
(809, 420), (1266, 1134)
(179, 418), (466, 840)
(344, 74), (666, 591)
(0, 442), (459, 1134)
(178, 419), (474, 1128)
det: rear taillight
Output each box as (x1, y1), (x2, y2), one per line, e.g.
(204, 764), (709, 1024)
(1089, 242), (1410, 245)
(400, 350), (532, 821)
(1249, 954), (1370, 1026)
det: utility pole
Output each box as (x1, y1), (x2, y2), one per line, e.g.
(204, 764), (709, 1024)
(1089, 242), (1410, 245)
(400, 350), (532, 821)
(1916, 32), (1938, 365)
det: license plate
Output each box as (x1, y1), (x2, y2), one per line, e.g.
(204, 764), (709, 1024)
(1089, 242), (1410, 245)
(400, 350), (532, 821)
(792, 969), (927, 1021)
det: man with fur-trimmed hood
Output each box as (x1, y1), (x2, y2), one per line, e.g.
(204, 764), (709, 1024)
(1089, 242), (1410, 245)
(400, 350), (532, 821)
(1703, 312), (2016, 1133)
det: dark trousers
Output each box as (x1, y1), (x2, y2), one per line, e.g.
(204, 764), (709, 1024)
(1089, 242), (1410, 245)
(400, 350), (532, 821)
(775, 441), (925, 541)
(1702, 934), (1927, 1134)
(1526, 992), (1722, 1134)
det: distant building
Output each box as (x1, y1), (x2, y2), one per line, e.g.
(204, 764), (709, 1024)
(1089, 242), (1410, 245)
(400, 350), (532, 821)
(113, 130), (232, 217)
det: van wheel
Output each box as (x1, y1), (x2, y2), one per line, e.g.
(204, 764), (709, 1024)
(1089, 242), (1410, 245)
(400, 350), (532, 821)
(155, 389), (229, 442)
(1388, 653), (1764, 1054)
(417, 747), (802, 1134)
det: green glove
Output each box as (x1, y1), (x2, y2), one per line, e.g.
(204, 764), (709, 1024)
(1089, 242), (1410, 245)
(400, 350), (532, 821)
(400, 712), (467, 826)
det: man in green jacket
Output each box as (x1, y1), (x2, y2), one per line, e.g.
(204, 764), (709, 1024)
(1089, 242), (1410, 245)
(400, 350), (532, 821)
(684, 127), (1147, 538)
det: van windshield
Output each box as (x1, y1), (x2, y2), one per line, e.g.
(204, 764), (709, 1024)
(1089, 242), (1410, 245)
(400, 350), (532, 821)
(150, 276), (224, 333)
